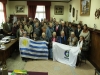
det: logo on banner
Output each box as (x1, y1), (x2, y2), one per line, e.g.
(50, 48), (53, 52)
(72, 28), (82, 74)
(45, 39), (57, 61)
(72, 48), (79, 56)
(64, 50), (69, 59)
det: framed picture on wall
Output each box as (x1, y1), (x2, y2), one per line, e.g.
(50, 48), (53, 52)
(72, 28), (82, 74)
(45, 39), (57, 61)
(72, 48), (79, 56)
(15, 5), (25, 13)
(80, 0), (91, 16)
(54, 5), (64, 15)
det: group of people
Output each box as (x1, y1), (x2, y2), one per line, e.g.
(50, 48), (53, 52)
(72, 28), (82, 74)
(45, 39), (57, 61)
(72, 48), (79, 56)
(3, 17), (90, 61)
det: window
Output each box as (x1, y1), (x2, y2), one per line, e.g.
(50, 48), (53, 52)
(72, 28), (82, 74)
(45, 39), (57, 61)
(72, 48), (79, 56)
(0, 2), (5, 27)
(35, 6), (46, 21)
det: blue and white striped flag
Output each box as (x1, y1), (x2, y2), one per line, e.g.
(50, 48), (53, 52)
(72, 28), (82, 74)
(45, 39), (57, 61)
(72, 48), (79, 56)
(19, 37), (48, 59)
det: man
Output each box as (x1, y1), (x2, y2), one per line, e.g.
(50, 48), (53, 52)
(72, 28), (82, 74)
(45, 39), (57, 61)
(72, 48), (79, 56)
(24, 22), (33, 38)
(68, 23), (74, 36)
(48, 22), (54, 35)
(75, 24), (82, 40)
(54, 21), (60, 36)
(68, 32), (78, 46)
(3, 18), (12, 36)
(13, 15), (17, 24)
(60, 21), (69, 40)
(57, 31), (67, 44)
(34, 22), (40, 37)
(40, 32), (48, 42)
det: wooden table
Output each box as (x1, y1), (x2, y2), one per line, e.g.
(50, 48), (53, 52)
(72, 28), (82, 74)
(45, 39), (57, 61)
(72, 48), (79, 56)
(0, 38), (18, 65)
(27, 71), (48, 75)
(8, 71), (48, 75)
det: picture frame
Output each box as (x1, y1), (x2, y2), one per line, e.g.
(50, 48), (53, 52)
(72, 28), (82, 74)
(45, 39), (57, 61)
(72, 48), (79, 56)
(80, 0), (91, 16)
(15, 5), (25, 13)
(54, 5), (64, 15)
(69, 4), (72, 12)
(72, 7), (75, 17)
(76, 10), (78, 21)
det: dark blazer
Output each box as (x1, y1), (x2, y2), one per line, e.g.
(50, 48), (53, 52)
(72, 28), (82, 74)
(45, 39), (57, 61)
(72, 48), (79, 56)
(54, 25), (60, 36)
(3, 23), (12, 35)
(75, 29), (82, 40)
(34, 27), (40, 37)
(59, 25), (69, 40)
(57, 36), (67, 44)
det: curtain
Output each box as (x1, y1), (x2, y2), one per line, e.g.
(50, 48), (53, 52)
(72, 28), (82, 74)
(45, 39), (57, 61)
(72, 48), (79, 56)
(2, 3), (6, 21)
(27, 1), (51, 20)
(0, 0), (7, 22)
(45, 6), (50, 21)
(28, 5), (37, 19)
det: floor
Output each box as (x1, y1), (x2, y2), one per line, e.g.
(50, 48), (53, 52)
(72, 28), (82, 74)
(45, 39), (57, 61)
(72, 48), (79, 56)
(5, 53), (95, 75)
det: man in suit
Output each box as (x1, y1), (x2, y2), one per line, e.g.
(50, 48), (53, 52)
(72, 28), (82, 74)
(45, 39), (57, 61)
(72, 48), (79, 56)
(75, 24), (82, 40)
(60, 21), (69, 40)
(54, 21), (60, 36)
(3, 18), (12, 36)
(57, 31), (67, 44)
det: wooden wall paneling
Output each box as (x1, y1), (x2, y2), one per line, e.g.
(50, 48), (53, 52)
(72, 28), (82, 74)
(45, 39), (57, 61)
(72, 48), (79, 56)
(72, 24), (100, 71)
(89, 30), (100, 71)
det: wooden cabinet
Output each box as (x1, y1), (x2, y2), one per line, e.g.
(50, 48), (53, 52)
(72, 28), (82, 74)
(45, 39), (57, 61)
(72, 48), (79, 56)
(9, 14), (28, 23)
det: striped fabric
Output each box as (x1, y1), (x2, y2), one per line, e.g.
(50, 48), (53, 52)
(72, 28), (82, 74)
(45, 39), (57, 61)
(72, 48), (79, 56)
(19, 37), (48, 59)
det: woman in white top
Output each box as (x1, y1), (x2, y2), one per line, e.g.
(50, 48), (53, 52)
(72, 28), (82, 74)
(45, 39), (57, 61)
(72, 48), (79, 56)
(77, 36), (84, 53)
(80, 24), (90, 43)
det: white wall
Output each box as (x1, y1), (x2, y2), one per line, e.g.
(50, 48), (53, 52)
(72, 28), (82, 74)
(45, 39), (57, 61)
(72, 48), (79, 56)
(68, 0), (100, 30)
(6, 1), (68, 21)
(50, 2), (68, 21)
(9, 1), (28, 15)
(6, 0), (10, 18)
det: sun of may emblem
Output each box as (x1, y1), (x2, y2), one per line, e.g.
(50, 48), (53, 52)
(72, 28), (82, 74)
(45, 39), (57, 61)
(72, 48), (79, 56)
(22, 39), (28, 46)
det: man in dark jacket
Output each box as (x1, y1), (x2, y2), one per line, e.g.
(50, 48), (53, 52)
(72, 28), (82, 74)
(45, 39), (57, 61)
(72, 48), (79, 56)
(3, 18), (12, 36)
(75, 24), (82, 40)
(57, 31), (67, 44)
(59, 21), (69, 40)
(54, 21), (60, 36)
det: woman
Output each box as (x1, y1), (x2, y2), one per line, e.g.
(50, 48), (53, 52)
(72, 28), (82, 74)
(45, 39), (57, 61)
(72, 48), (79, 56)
(49, 32), (57, 59)
(32, 32), (40, 41)
(80, 24), (90, 43)
(76, 36), (89, 66)
(68, 23), (74, 36)
(42, 25), (51, 40)
(22, 31), (29, 38)
(16, 24), (24, 38)
(52, 32), (57, 42)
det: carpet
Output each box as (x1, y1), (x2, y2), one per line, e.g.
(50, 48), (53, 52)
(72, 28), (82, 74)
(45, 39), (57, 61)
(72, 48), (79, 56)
(24, 60), (95, 75)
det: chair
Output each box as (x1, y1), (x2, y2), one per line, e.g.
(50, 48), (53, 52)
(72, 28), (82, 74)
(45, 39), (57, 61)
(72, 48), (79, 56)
(78, 53), (87, 66)
(95, 69), (100, 75)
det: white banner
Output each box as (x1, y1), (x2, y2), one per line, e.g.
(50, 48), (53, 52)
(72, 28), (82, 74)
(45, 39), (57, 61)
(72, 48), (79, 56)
(53, 42), (80, 67)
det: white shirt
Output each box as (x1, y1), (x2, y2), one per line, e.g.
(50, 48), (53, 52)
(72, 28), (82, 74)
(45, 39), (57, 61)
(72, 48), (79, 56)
(77, 40), (83, 53)
(77, 40), (83, 48)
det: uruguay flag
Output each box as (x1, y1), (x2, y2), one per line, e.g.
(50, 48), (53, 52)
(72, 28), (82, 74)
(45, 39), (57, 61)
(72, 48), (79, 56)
(19, 37), (48, 59)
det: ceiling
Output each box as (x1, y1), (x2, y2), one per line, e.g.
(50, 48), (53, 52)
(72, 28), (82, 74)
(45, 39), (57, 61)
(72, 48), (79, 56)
(9, 0), (72, 2)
